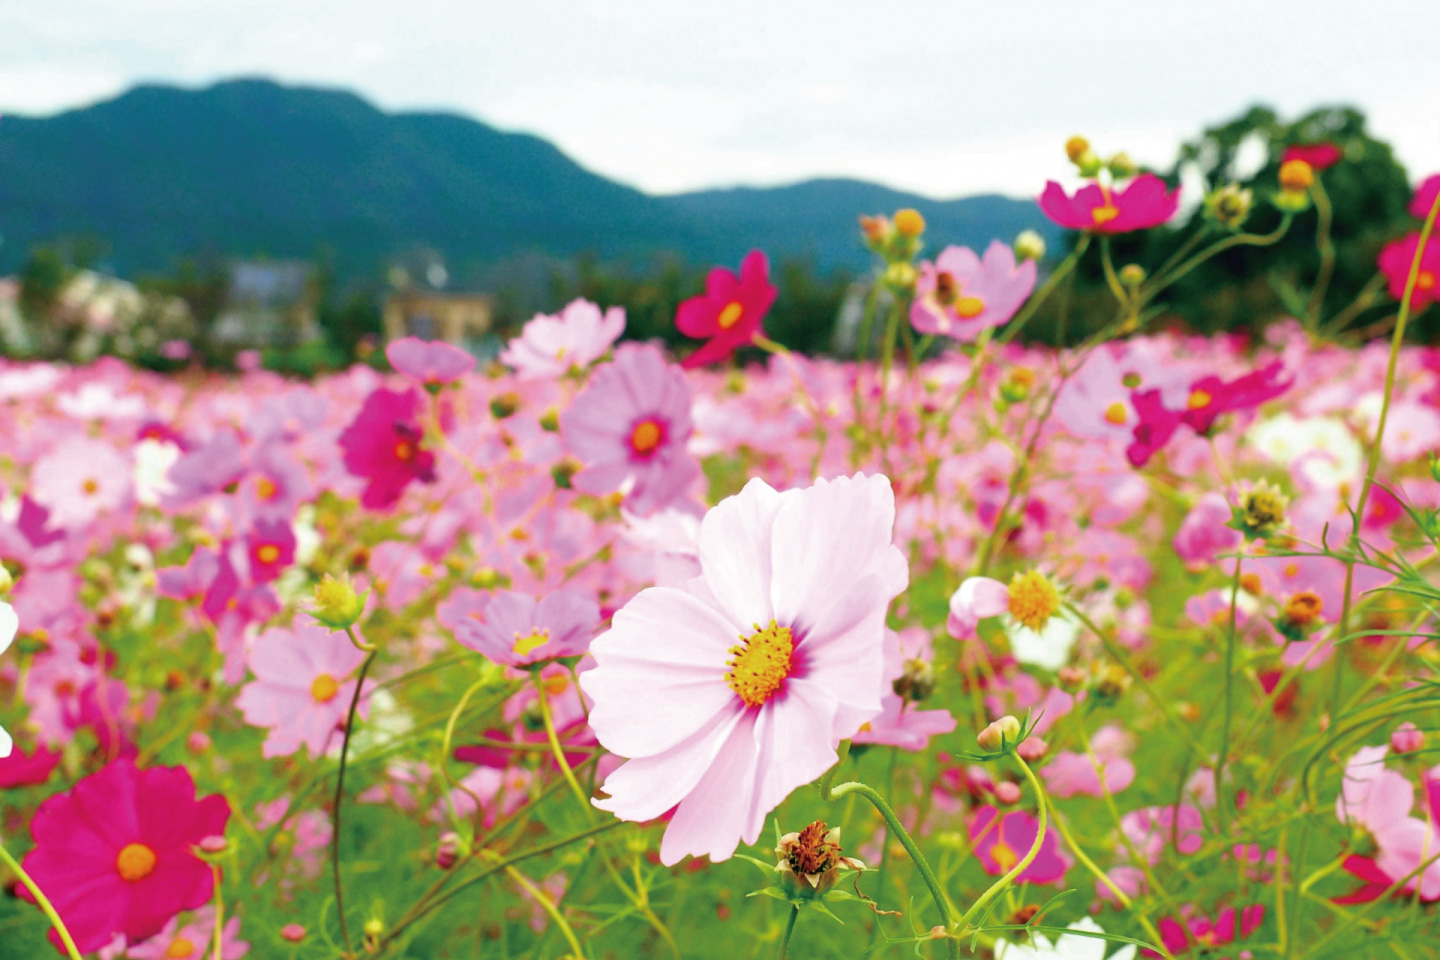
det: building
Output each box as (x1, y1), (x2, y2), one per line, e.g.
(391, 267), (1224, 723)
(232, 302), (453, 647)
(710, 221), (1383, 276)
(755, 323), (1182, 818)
(213, 260), (320, 347)
(382, 289), (493, 348)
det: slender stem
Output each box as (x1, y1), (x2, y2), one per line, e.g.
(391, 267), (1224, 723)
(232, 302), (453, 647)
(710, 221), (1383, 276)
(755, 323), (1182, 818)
(855, 275), (883, 363)
(1098, 237), (1128, 304)
(956, 756), (1048, 933)
(777, 905), (800, 960)
(1305, 178), (1336, 329)
(1215, 556), (1243, 837)
(1048, 810), (1173, 959)
(0, 841), (84, 960)
(331, 648), (377, 959)
(506, 864), (585, 959)
(535, 674), (592, 812)
(211, 863), (225, 960)
(1141, 215), (1292, 303)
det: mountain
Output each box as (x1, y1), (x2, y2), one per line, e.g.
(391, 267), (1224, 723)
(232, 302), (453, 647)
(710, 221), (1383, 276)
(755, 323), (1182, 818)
(0, 78), (1055, 280)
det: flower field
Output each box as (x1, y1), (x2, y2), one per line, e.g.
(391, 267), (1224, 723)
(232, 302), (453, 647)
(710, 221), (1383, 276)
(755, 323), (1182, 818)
(1, 147), (1439, 960)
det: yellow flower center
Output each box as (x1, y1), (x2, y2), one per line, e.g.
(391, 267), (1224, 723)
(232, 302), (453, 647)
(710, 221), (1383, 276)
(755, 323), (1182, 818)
(82, 478), (99, 495)
(255, 543), (280, 565)
(725, 620), (794, 707)
(1284, 590), (1324, 627)
(166, 938), (197, 958)
(1419, 271), (1436, 290)
(954, 296), (985, 318)
(717, 301), (745, 330)
(629, 419), (663, 455)
(256, 476), (278, 500)
(116, 842), (158, 882)
(310, 674), (340, 703)
(1008, 570), (1060, 633)
(1188, 389), (1213, 409)
(1103, 401), (1128, 425)
(990, 837), (1019, 871)
(394, 439), (416, 462)
(1091, 205), (1120, 226)
(513, 628), (550, 657)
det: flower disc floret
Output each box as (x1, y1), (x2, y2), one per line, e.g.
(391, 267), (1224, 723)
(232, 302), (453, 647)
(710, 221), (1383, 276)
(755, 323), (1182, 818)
(1007, 570), (1060, 632)
(725, 620), (794, 707)
(116, 842), (158, 882)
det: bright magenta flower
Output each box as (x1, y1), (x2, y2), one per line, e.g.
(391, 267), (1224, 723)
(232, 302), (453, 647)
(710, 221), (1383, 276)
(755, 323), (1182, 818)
(1181, 361), (1292, 434)
(235, 624), (372, 758)
(1411, 173), (1440, 219)
(675, 250), (777, 368)
(440, 587), (599, 667)
(969, 805), (1067, 883)
(911, 241), (1036, 341)
(19, 760), (230, 953)
(385, 336), (476, 386)
(560, 342), (700, 516)
(245, 517), (295, 583)
(1038, 174), (1180, 234)
(1282, 142), (1342, 171)
(1377, 232), (1440, 311)
(1147, 905), (1264, 958)
(582, 474), (907, 863)
(338, 387), (437, 510)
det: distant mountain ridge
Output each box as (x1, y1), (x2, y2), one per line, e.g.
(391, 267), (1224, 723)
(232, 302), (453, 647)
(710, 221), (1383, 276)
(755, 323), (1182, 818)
(0, 78), (1055, 280)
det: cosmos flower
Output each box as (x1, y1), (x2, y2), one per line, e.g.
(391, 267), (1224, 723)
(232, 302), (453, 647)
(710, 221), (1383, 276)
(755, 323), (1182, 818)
(1377, 232), (1440, 311)
(235, 624), (372, 758)
(560, 342), (700, 516)
(439, 587), (599, 667)
(29, 438), (133, 529)
(18, 760), (230, 953)
(995, 917), (1136, 960)
(338, 387), (438, 510)
(0, 599), (14, 757)
(1281, 142), (1342, 171)
(385, 337), (476, 386)
(1409, 172), (1439, 219)
(581, 474), (907, 863)
(969, 805), (1067, 883)
(1038, 174), (1180, 234)
(1147, 905), (1264, 958)
(948, 571), (1077, 670)
(500, 298), (626, 379)
(127, 907), (250, 959)
(675, 250), (778, 368)
(910, 241), (1036, 341)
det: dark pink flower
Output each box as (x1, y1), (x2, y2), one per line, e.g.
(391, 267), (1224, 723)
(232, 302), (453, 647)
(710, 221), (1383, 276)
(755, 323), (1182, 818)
(968, 805), (1066, 883)
(338, 387), (437, 510)
(1181, 361), (1292, 434)
(1146, 905), (1264, 958)
(1038, 174), (1180, 234)
(675, 250), (777, 368)
(1282, 142), (1342, 171)
(1409, 173), (1439, 220)
(1378, 233), (1440, 312)
(0, 742), (62, 788)
(1125, 389), (1184, 467)
(245, 518), (295, 584)
(19, 760), (230, 953)
(385, 337), (476, 386)
(440, 587), (599, 667)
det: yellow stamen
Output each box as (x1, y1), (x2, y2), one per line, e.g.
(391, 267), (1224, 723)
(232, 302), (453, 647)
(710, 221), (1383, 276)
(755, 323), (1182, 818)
(255, 543), (280, 565)
(1419, 271), (1436, 290)
(394, 439), (416, 461)
(954, 296), (985, 318)
(630, 419), (663, 455)
(1103, 401), (1128, 425)
(990, 837), (1018, 872)
(82, 478), (99, 495)
(116, 842), (158, 882)
(1008, 570), (1060, 633)
(1091, 205), (1119, 226)
(513, 628), (550, 657)
(717, 301), (745, 330)
(725, 620), (794, 707)
(256, 476), (278, 500)
(166, 938), (197, 958)
(310, 674), (339, 703)
(1188, 390), (1212, 409)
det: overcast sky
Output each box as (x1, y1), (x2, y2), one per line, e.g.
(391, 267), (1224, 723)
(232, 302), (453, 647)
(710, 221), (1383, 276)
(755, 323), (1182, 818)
(3, 0), (1437, 199)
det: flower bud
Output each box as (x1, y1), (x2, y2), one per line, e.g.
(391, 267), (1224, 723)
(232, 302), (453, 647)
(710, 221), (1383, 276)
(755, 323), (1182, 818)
(882, 262), (918, 293)
(489, 392), (521, 419)
(197, 835), (228, 855)
(1013, 230), (1046, 262)
(1236, 480), (1289, 539)
(1205, 183), (1254, 231)
(1108, 152), (1138, 179)
(993, 781), (1022, 804)
(310, 573), (366, 629)
(860, 214), (891, 247)
(186, 730), (212, 754)
(1278, 159), (1314, 193)
(552, 459), (580, 490)
(436, 831), (464, 869)
(1057, 666), (1087, 692)
(977, 715), (1022, 752)
(1064, 136), (1091, 163)
(1016, 736), (1048, 762)
(893, 208), (925, 238)
(539, 407), (560, 432)
(281, 925), (307, 943)
(1119, 264), (1146, 287)
(999, 366), (1036, 405)
(1093, 664), (1131, 704)
(892, 657), (936, 703)
(1391, 722), (1425, 754)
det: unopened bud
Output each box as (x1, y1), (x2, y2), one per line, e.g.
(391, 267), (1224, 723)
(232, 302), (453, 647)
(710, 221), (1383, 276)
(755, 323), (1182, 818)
(539, 408), (560, 432)
(893, 209), (925, 238)
(977, 715), (1022, 752)
(860, 214), (890, 246)
(436, 831), (464, 869)
(1391, 722), (1425, 754)
(1119, 264), (1146, 287)
(310, 574), (365, 629)
(1205, 183), (1254, 231)
(993, 781), (1022, 804)
(1013, 230), (1046, 262)
(489, 392), (521, 419)
(197, 835), (228, 855)
(186, 730), (212, 754)
(883, 262), (918, 293)
(1278, 159), (1314, 193)
(1064, 136), (1091, 163)
(1108, 152), (1138, 179)
(999, 366), (1036, 405)
(280, 924), (306, 943)
(1016, 737), (1048, 762)
(1057, 666), (1087, 692)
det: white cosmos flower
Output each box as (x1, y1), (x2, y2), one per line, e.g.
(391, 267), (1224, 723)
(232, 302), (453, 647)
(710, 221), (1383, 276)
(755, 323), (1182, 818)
(0, 600), (16, 757)
(995, 917), (1136, 960)
(1005, 610), (1081, 671)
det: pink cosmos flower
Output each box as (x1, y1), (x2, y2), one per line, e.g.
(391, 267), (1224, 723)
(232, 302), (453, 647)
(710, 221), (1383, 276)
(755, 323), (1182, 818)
(581, 474), (908, 863)
(245, 517), (295, 584)
(1282, 142), (1342, 171)
(852, 627), (956, 751)
(127, 907), (249, 959)
(338, 387), (437, 510)
(30, 438), (132, 528)
(1410, 173), (1440, 219)
(439, 587), (599, 667)
(910, 241), (1036, 340)
(235, 624), (372, 758)
(1146, 905), (1264, 958)
(0, 741), (62, 787)
(1038, 174), (1180, 234)
(969, 806), (1067, 883)
(0, 599), (13, 756)
(675, 250), (778, 368)
(19, 760), (230, 953)
(1336, 745), (1413, 833)
(385, 337), (476, 385)
(1173, 493), (1243, 568)
(560, 342), (700, 516)
(1181, 361), (1292, 435)
(1378, 232), (1440, 311)
(1040, 725), (1136, 798)
(500, 299), (626, 380)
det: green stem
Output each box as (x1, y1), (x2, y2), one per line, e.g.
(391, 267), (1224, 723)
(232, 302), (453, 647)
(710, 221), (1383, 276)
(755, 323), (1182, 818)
(331, 648), (377, 959)
(535, 674), (592, 812)
(506, 864), (585, 959)
(1305, 178), (1336, 329)
(1098, 237), (1128, 305)
(211, 863), (225, 960)
(956, 755), (1047, 933)
(0, 841), (84, 960)
(1215, 556), (1243, 837)
(997, 238), (1089, 346)
(777, 905), (800, 960)
(1141, 214), (1292, 304)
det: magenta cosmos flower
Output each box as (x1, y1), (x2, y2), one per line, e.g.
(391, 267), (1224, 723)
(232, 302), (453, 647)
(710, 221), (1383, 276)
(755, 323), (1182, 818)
(338, 387), (437, 510)
(500, 298), (626, 380)
(581, 473), (908, 864)
(385, 337), (476, 386)
(235, 623), (372, 758)
(19, 759), (230, 953)
(1038, 173), (1180, 234)
(1282, 142), (1342, 171)
(969, 805), (1066, 883)
(439, 587), (600, 667)
(911, 241), (1036, 340)
(1378, 232), (1440, 311)
(1411, 173), (1440, 219)
(675, 250), (778, 368)
(560, 342), (700, 516)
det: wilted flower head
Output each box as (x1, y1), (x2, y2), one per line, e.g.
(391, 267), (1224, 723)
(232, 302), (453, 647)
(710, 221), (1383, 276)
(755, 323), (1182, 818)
(775, 820), (864, 896)
(1204, 183), (1253, 231)
(1235, 480), (1290, 539)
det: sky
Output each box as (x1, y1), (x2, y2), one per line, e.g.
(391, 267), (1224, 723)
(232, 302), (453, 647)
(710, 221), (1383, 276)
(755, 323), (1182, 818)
(3, 0), (1438, 200)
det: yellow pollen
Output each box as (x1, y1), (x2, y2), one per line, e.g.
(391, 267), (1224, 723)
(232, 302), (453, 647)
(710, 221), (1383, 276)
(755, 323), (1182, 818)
(1188, 390), (1213, 409)
(990, 837), (1019, 872)
(544, 674), (569, 696)
(1284, 591), (1323, 627)
(1091, 205), (1120, 226)
(82, 478), (99, 495)
(256, 476), (278, 500)
(166, 938), (197, 958)
(310, 674), (339, 703)
(1283, 563), (1299, 578)
(1103, 401), (1128, 425)
(1008, 570), (1061, 633)
(725, 620), (794, 707)
(394, 439), (416, 462)
(255, 543), (280, 565)
(513, 628), (550, 657)
(630, 419), (663, 455)
(116, 842), (157, 882)
(717, 301), (745, 330)
(954, 295), (985, 318)
(1419, 271), (1436, 290)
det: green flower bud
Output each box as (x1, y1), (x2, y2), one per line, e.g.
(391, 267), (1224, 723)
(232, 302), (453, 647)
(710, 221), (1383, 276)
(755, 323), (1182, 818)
(310, 574), (366, 629)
